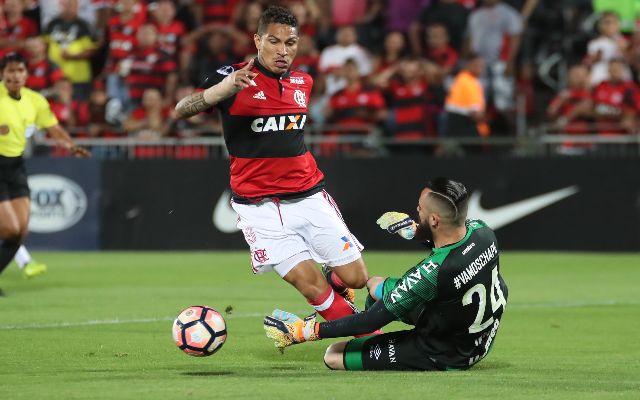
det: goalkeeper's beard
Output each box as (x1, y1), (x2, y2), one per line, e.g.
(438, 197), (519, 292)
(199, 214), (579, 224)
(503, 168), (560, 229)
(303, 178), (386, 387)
(416, 218), (435, 243)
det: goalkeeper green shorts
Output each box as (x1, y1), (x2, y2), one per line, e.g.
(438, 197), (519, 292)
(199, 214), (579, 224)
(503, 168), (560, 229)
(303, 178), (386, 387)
(343, 330), (443, 371)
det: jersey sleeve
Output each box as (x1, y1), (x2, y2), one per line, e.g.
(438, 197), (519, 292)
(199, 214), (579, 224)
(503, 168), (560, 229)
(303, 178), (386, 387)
(382, 258), (440, 319)
(197, 65), (235, 111)
(34, 92), (59, 129)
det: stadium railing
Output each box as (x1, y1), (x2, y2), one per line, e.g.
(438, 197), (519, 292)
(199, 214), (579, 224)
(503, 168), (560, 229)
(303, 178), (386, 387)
(28, 124), (640, 159)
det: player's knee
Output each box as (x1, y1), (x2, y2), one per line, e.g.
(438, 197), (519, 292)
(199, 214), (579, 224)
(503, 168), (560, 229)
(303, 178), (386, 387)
(334, 259), (368, 289)
(0, 223), (22, 242)
(324, 343), (347, 370)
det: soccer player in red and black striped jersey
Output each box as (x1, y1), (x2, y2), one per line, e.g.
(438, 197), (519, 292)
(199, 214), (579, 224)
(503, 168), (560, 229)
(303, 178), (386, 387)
(176, 6), (377, 333)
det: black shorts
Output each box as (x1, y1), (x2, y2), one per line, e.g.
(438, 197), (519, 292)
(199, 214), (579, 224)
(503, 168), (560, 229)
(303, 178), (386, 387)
(343, 330), (442, 371)
(0, 156), (30, 202)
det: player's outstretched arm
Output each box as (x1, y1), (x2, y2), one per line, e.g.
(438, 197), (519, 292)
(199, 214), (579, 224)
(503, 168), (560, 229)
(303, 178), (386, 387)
(175, 59), (257, 119)
(264, 302), (395, 349)
(46, 124), (91, 158)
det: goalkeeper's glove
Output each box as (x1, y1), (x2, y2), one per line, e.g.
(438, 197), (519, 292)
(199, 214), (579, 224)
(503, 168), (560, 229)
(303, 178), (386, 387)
(264, 310), (319, 350)
(376, 212), (416, 240)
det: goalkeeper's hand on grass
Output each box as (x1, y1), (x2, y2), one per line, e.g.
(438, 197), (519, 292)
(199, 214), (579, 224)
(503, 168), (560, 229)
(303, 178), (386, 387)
(376, 212), (416, 240)
(264, 310), (319, 350)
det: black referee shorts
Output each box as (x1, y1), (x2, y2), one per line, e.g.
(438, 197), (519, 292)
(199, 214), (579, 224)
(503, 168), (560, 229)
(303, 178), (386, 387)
(0, 156), (30, 202)
(343, 330), (442, 371)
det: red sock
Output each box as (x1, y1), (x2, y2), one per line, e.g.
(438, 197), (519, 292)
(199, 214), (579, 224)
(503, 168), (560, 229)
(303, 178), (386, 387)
(308, 287), (382, 337)
(308, 286), (356, 321)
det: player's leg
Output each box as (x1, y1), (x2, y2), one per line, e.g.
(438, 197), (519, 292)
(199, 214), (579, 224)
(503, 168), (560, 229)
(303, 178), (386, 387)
(279, 256), (358, 322)
(0, 199), (24, 274)
(326, 330), (442, 371)
(302, 191), (370, 294)
(232, 199), (359, 323)
(324, 341), (348, 370)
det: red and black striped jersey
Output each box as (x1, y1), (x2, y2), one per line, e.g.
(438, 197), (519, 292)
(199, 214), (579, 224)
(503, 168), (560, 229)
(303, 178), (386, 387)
(0, 16), (38, 58)
(125, 47), (177, 102)
(107, 14), (142, 72)
(27, 59), (64, 92)
(592, 80), (639, 119)
(386, 79), (429, 139)
(328, 83), (385, 131)
(199, 59), (324, 201)
(155, 20), (186, 61)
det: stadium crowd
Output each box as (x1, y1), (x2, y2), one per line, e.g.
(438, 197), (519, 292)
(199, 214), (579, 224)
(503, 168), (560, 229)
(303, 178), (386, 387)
(1, 0), (639, 157)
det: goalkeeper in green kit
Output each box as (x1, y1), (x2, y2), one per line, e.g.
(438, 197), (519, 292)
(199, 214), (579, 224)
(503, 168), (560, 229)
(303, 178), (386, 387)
(264, 178), (508, 371)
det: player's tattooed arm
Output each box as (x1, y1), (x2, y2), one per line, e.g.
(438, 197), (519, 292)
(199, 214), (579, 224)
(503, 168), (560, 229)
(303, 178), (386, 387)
(175, 91), (211, 119)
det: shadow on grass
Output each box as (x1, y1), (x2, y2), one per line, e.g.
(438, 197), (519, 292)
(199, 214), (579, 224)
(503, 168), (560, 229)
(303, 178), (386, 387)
(181, 371), (234, 377)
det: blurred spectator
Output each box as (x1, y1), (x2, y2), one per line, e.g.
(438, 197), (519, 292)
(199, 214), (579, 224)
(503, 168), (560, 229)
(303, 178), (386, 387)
(373, 31), (408, 74)
(589, 58), (638, 134)
(122, 23), (177, 108)
(292, 34), (320, 80)
(151, 0), (187, 80)
(592, 0), (638, 33)
(289, 0), (320, 37)
(193, 0), (239, 26)
(323, 58), (386, 157)
(25, 37), (64, 95)
(105, 0), (144, 111)
(44, 0), (97, 100)
(584, 11), (631, 86)
(48, 77), (90, 136)
(547, 64), (593, 153)
(443, 54), (489, 146)
(629, 31), (640, 78)
(0, 0), (39, 58)
(39, 0), (107, 36)
(547, 64), (591, 131)
(410, 0), (469, 54)
(330, 0), (368, 27)
(425, 23), (458, 78)
(467, 0), (523, 114)
(374, 57), (432, 154)
(87, 81), (122, 138)
(189, 28), (236, 86)
(231, 1), (262, 57)
(318, 26), (372, 95)
(124, 88), (174, 158)
(386, 0), (432, 33)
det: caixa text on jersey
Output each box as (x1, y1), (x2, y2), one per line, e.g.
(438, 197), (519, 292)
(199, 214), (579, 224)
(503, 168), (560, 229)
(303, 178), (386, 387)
(250, 115), (308, 133)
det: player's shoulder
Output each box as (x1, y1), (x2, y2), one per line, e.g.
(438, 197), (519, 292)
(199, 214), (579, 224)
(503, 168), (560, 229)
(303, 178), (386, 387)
(22, 86), (48, 104)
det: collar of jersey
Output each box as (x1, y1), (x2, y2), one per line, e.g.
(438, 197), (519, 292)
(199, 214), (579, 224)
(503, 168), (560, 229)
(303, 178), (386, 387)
(433, 221), (475, 253)
(254, 57), (292, 80)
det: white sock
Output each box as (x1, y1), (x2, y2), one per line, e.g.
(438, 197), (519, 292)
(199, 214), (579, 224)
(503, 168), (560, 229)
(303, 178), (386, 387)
(15, 245), (32, 269)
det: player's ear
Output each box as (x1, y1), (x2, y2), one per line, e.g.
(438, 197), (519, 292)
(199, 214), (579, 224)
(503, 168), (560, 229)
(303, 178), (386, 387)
(254, 34), (261, 51)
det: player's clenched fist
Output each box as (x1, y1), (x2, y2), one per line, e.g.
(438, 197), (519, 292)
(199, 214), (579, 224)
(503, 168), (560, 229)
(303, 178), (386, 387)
(264, 309), (319, 349)
(376, 211), (416, 240)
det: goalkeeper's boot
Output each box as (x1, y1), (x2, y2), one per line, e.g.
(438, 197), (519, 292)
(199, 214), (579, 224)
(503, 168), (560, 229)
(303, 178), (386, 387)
(322, 264), (355, 304)
(23, 261), (47, 279)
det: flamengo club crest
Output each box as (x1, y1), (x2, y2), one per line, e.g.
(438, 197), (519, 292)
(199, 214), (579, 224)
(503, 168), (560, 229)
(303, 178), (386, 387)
(293, 90), (306, 107)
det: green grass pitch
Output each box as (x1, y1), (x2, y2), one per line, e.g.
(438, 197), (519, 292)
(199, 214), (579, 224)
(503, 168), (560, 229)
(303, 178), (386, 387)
(0, 251), (638, 399)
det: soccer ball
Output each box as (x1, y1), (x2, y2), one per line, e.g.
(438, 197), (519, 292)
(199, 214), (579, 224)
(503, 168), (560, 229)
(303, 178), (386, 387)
(172, 305), (227, 356)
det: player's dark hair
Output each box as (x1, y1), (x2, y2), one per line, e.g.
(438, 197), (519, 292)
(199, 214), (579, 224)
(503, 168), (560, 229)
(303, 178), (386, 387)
(425, 177), (469, 225)
(0, 52), (27, 71)
(258, 5), (298, 35)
